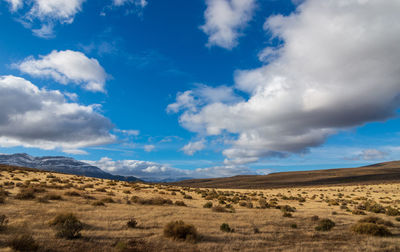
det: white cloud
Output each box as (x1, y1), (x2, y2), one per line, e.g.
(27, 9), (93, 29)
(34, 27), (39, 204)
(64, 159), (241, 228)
(3, 0), (86, 37)
(15, 50), (107, 92)
(144, 144), (155, 152)
(181, 140), (205, 156)
(167, 84), (241, 114)
(63, 149), (89, 155)
(86, 157), (256, 181)
(347, 149), (389, 161)
(167, 91), (198, 114)
(101, 0), (147, 16)
(171, 0), (400, 165)
(115, 129), (140, 136)
(28, 0), (85, 24)
(113, 0), (147, 8)
(201, 0), (256, 49)
(3, 0), (23, 12)
(31, 23), (55, 38)
(0, 75), (115, 151)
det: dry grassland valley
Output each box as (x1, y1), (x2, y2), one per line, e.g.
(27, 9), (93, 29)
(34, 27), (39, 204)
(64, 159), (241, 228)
(0, 164), (400, 252)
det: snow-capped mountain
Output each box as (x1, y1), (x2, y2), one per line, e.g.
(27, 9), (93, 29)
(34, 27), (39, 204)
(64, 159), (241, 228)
(0, 153), (140, 181)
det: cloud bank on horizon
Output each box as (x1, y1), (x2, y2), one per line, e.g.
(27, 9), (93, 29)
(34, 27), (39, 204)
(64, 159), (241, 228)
(0, 0), (400, 180)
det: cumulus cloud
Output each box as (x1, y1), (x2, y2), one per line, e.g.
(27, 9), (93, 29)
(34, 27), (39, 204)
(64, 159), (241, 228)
(86, 157), (258, 181)
(15, 50), (107, 92)
(28, 0), (85, 24)
(3, 0), (86, 37)
(181, 140), (205, 156)
(201, 0), (256, 49)
(0, 75), (115, 152)
(171, 0), (400, 165)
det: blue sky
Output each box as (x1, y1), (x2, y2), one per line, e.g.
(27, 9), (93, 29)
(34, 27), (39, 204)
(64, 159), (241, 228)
(0, 0), (400, 181)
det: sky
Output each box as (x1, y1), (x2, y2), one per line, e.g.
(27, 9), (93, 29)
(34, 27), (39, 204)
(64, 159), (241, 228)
(0, 0), (400, 181)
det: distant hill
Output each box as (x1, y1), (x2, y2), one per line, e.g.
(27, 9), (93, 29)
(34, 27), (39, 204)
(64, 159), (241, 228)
(171, 161), (400, 189)
(0, 153), (140, 182)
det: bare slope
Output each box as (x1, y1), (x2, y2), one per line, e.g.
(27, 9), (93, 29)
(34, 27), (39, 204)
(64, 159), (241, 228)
(171, 161), (400, 189)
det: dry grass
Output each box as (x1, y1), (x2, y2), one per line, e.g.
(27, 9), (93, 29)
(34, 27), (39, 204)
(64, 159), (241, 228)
(0, 166), (400, 251)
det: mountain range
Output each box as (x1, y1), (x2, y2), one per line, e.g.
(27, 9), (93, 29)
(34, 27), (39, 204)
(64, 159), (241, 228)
(0, 153), (140, 182)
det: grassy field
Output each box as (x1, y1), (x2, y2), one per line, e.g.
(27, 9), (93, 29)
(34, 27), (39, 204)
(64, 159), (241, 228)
(0, 165), (400, 251)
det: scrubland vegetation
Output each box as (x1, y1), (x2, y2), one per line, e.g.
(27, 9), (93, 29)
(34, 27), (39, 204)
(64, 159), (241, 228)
(0, 165), (400, 251)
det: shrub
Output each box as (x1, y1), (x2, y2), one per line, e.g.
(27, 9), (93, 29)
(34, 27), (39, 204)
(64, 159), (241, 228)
(279, 205), (296, 213)
(367, 203), (386, 213)
(131, 196), (173, 205)
(259, 198), (269, 209)
(220, 223), (234, 233)
(83, 194), (96, 200)
(352, 209), (366, 215)
(315, 218), (335, 231)
(92, 201), (105, 206)
(290, 223), (298, 229)
(101, 197), (115, 203)
(385, 206), (400, 216)
(0, 214), (8, 230)
(183, 195), (193, 200)
(395, 217), (400, 222)
(358, 201), (386, 214)
(282, 211), (292, 218)
(245, 202), (253, 208)
(253, 226), (260, 233)
(0, 188), (9, 197)
(49, 213), (83, 239)
(47, 194), (63, 200)
(175, 201), (187, 206)
(311, 215), (319, 221)
(8, 234), (39, 252)
(127, 218), (138, 228)
(64, 191), (81, 197)
(351, 223), (391, 236)
(36, 196), (49, 203)
(0, 196), (5, 204)
(358, 216), (393, 227)
(15, 188), (35, 200)
(163, 221), (197, 242)
(212, 205), (229, 213)
(203, 202), (213, 208)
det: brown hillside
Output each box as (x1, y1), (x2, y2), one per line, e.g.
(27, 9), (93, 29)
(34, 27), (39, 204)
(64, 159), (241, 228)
(171, 161), (400, 189)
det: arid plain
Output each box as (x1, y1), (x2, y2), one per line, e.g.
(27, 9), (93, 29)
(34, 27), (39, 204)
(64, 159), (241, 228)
(1, 164), (400, 252)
